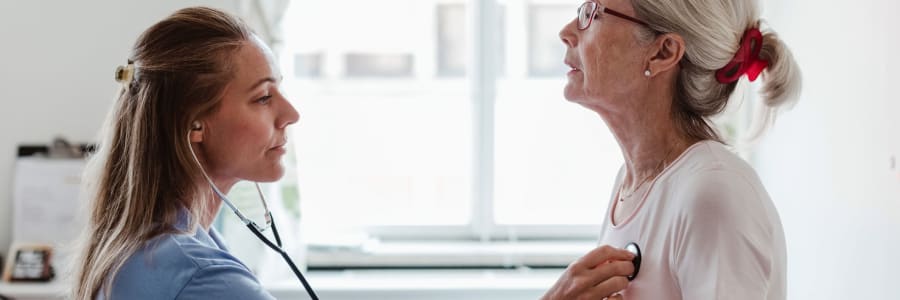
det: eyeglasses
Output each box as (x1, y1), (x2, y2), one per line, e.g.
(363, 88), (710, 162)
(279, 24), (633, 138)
(577, 1), (651, 30)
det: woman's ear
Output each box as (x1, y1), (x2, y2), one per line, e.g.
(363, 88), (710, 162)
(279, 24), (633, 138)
(189, 121), (204, 143)
(646, 33), (686, 76)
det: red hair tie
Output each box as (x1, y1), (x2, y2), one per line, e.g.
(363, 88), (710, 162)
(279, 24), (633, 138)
(715, 28), (769, 84)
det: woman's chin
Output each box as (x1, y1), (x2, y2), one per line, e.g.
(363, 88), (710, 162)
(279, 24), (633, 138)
(247, 166), (285, 182)
(563, 85), (585, 103)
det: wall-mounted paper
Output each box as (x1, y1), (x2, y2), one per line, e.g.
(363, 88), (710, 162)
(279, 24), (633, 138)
(11, 157), (86, 271)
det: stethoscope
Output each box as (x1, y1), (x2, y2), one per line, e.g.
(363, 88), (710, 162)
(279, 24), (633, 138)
(184, 128), (639, 299)
(625, 242), (642, 281)
(188, 134), (319, 300)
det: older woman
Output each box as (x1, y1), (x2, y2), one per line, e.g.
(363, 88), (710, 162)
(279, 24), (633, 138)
(543, 0), (801, 299)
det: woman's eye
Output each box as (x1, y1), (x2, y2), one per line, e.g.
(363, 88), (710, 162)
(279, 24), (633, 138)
(256, 95), (272, 104)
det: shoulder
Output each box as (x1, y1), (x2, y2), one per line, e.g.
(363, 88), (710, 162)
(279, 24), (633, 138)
(662, 143), (785, 298)
(668, 141), (764, 198)
(175, 262), (275, 299)
(669, 140), (759, 182)
(664, 141), (771, 224)
(110, 230), (271, 300)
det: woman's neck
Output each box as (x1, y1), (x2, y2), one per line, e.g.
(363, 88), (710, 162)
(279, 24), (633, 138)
(198, 177), (237, 230)
(199, 195), (223, 230)
(600, 96), (696, 191)
(617, 125), (693, 189)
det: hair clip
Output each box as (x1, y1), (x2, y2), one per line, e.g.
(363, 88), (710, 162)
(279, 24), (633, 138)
(115, 63), (135, 84)
(715, 28), (768, 84)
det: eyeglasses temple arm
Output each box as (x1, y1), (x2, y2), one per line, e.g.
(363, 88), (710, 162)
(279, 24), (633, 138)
(603, 7), (650, 27)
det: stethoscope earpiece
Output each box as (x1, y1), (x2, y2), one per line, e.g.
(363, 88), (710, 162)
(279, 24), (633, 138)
(625, 242), (641, 281)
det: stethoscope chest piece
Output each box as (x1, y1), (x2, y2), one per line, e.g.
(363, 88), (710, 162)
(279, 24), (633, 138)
(625, 242), (641, 281)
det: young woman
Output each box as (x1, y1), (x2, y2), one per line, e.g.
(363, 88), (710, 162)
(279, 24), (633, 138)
(73, 7), (297, 299)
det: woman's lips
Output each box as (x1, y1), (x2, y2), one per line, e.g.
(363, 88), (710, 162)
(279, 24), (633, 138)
(269, 141), (287, 154)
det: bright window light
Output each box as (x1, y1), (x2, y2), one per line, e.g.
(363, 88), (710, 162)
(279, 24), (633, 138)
(280, 0), (620, 248)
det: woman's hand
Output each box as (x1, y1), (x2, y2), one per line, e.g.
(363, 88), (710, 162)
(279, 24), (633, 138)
(542, 245), (635, 300)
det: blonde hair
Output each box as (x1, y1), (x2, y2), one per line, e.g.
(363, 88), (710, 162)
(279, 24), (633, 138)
(72, 7), (252, 300)
(631, 0), (802, 141)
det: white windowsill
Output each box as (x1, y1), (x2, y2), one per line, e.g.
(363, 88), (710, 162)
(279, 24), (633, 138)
(0, 281), (62, 299)
(306, 240), (595, 268)
(267, 268), (562, 299)
(0, 269), (563, 300)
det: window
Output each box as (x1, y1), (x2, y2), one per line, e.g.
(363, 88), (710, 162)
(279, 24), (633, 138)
(293, 53), (323, 78)
(527, 4), (570, 77)
(278, 0), (617, 268)
(436, 3), (466, 77)
(494, 2), (622, 227)
(345, 53), (415, 77)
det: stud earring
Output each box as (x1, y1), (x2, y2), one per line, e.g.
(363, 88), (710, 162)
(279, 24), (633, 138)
(644, 70), (651, 77)
(191, 121), (202, 131)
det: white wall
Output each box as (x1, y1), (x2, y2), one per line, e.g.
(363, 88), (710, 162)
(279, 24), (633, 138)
(0, 0), (240, 263)
(757, 0), (900, 298)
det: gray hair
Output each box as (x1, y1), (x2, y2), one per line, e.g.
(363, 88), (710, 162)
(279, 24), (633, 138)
(632, 0), (802, 142)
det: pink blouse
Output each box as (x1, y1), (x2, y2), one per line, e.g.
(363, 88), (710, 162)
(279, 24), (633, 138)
(600, 140), (786, 300)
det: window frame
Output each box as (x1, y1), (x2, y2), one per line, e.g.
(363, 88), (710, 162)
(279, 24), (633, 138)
(280, 0), (604, 267)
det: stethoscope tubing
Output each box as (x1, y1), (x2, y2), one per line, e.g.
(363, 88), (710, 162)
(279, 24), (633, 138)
(246, 217), (319, 300)
(188, 138), (319, 299)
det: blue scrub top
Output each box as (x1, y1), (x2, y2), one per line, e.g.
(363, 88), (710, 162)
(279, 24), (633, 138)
(102, 209), (275, 300)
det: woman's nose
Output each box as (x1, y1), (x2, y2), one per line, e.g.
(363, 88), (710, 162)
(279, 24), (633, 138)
(559, 18), (578, 48)
(279, 95), (300, 128)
